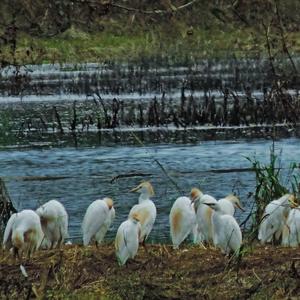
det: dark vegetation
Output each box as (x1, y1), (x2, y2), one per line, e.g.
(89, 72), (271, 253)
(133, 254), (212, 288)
(0, 0), (300, 65)
(0, 1), (299, 142)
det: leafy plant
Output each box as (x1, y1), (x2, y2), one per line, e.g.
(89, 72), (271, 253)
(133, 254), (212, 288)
(246, 146), (300, 230)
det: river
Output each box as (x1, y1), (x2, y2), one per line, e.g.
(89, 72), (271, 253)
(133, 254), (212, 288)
(0, 137), (299, 243)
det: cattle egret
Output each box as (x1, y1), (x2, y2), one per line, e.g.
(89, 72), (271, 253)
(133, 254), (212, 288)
(218, 194), (244, 216)
(169, 196), (196, 249)
(204, 200), (242, 255)
(129, 181), (156, 244)
(36, 199), (69, 249)
(258, 194), (297, 244)
(82, 197), (115, 246)
(115, 213), (141, 265)
(191, 188), (217, 244)
(282, 207), (300, 247)
(3, 209), (44, 258)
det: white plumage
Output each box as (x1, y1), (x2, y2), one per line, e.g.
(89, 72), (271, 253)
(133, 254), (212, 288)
(128, 181), (156, 243)
(115, 213), (141, 265)
(205, 200), (242, 255)
(169, 196), (196, 249)
(82, 197), (115, 246)
(191, 188), (216, 244)
(282, 207), (300, 247)
(218, 195), (244, 216)
(36, 199), (69, 249)
(3, 209), (44, 258)
(258, 194), (296, 244)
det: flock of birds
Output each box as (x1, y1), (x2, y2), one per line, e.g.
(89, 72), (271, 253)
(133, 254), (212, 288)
(2, 181), (300, 266)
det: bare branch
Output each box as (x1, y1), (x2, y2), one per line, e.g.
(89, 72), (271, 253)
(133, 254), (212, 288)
(110, 0), (199, 15)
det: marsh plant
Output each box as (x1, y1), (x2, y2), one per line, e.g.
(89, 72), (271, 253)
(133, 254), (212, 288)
(247, 146), (300, 231)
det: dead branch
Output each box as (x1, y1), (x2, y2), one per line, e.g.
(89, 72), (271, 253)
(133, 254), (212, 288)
(110, 0), (198, 15)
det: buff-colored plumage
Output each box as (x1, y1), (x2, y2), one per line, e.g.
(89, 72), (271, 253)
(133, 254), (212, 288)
(258, 194), (297, 244)
(169, 196), (196, 249)
(3, 209), (44, 258)
(129, 181), (156, 243)
(115, 213), (141, 265)
(282, 207), (300, 247)
(36, 199), (69, 249)
(218, 195), (244, 216)
(82, 197), (115, 246)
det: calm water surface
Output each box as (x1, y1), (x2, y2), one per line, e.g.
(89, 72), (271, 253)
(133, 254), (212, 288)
(0, 137), (299, 243)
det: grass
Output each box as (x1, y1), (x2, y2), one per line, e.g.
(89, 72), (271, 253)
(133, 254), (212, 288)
(1, 243), (300, 299)
(246, 144), (300, 230)
(3, 24), (299, 65)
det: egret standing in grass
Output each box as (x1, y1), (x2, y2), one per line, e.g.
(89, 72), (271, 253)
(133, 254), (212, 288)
(82, 197), (115, 246)
(128, 181), (156, 245)
(169, 195), (196, 249)
(36, 199), (69, 249)
(204, 200), (242, 255)
(218, 194), (244, 216)
(3, 209), (44, 258)
(115, 213), (141, 266)
(258, 194), (297, 244)
(282, 206), (300, 247)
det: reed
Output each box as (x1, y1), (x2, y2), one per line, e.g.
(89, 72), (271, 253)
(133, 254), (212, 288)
(246, 145), (300, 230)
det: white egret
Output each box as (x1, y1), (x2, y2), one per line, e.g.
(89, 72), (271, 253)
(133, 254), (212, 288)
(204, 200), (242, 255)
(115, 213), (141, 266)
(82, 197), (115, 246)
(282, 207), (300, 247)
(191, 188), (216, 244)
(169, 196), (196, 249)
(128, 181), (156, 244)
(3, 209), (44, 258)
(218, 194), (244, 216)
(36, 199), (69, 249)
(258, 194), (297, 244)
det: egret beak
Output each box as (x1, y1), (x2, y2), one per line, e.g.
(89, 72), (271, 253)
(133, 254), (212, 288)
(236, 202), (245, 212)
(130, 186), (140, 193)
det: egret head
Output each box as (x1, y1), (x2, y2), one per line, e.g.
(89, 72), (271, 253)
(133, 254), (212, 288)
(203, 197), (220, 211)
(190, 188), (203, 203)
(104, 197), (114, 210)
(131, 212), (140, 223)
(130, 181), (154, 197)
(226, 194), (245, 211)
(287, 194), (298, 208)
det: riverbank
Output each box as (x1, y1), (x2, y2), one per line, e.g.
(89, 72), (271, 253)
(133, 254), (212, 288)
(1, 1), (300, 65)
(1, 244), (300, 299)
(9, 26), (300, 65)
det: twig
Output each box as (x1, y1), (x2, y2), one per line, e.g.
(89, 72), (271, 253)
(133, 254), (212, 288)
(110, 0), (198, 15)
(110, 173), (152, 184)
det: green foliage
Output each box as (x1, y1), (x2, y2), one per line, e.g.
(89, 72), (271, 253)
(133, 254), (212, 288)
(246, 146), (300, 229)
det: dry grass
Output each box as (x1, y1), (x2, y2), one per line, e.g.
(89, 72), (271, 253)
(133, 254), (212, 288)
(1, 244), (300, 299)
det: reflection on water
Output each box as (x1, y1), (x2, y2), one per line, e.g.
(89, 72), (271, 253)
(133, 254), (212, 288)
(0, 137), (299, 243)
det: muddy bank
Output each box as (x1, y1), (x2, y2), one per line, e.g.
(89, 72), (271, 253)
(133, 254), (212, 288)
(1, 244), (300, 299)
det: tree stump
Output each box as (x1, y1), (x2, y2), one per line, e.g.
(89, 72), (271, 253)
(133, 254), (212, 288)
(0, 178), (17, 235)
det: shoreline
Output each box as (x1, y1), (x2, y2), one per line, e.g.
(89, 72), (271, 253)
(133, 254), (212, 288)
(1, 243), (300, 299)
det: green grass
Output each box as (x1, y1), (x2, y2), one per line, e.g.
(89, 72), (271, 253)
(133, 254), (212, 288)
(246, 145), (300, 231)
(5, 24), (298, 65)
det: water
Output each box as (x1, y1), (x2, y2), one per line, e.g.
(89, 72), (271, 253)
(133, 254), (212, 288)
(1, 137), (299, 243)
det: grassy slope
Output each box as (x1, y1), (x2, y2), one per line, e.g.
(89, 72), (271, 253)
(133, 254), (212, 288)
(3, 15), (300, 65)
(1, 244), (300, 299)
